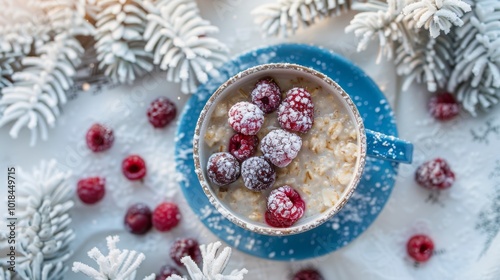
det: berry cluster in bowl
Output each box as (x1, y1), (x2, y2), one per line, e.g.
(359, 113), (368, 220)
(201, 74), (359, 229)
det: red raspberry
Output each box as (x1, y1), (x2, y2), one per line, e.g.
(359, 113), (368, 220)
(122, 155), (147, 181)
(251, 77), (282, 113)
(228, 133), (259, 162)
(86, 123), (114, 152)
(156, 265), (181, 280)
(265, 185), (305, 227)
(293, 269), (324, 280)
(241, 157), (276, 191)
(407, 234), (434, 262)
(207, 152), (240, 186)
(261, 129), (302, 168)
(415, 158), (455, 189)
(152, 202), (181, 232)
(278, 87), (314, 133)
(147, 97), (177, 128)
(77, 177), (105, 204)
(170, 238), (202, 266)
(124, 203), (152, 235)
(228, 102), (264, 135)
(429, 92), (459, 121)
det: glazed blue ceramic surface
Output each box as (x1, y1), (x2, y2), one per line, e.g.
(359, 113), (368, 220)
(175, 44), (399, 261)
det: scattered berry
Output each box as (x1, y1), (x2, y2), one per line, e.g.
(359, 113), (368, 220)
(147, 97), (177, 128)
(86, 123), (114, 152)
(266, 185), (305, 227)
(228, 101), (264, 135)
(251, 77), (282, 113)
(415, 158), (455, 190)
(122, 155), (147, 181)
(261, 129), (302, 168)
(170, 238), (202, 266)
(278, 87), (314, 133)
(241, 157), (276, 191)
(152, 202), (181, 232)
(293, 269), (324, 280)
(429, 92), (459, 121)
(207, 152), (240, 186)
(77, 177), (105, 204)
(407, 234), (434, 262)
(155, 265), (181, 280)
(228, 133), (259, 162)
(124, 203), (152, 235)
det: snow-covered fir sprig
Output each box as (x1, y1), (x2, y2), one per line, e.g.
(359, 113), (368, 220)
(14, 159), (74, 280)
(144, 0), (229, 93)
(0, 57), (16, 88)
(0, 267), (11, 280)
(72, 236), (155, 280)
(168, 241), (248, 280)
(252, 0), (353, 37)
(93, 0), (153, 84)
(403, 0), (471, 38)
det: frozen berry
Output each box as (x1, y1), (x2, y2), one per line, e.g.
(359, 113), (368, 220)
(251, 77), (282, 113)
(86, 123), (114, 152)
(170, 238), (202, 266)
(152, 202), (181, 232)
(122, 155), (147, 181)
(207, 152), (240, 186)
(228, 102), (264, 135)
(241, 157), (276, 191)
(228, 133), (259, 162)
(77, 177), (105, 204)
(278, 87), (314, 133)
(293, 269), (324, 280)
(156, 265), (181, 280)
(407, 234), (434, 262)
(261, 129), (302, 168)
(415, 158), (455, 190)
(429, 92), (459, 121)
(147, 97), (177, 128)
(266, 185), (305, 227)
(124, 203), (152, 235)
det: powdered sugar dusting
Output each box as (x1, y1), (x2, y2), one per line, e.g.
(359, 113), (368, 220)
(261, 129), (302, 168)
(228, 102), (264, 135)
(241, 156), (276, 191)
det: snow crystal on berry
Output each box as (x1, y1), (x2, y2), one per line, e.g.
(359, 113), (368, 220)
(261, 129), (302, 168)
(265, 185), (305, 227)
(429, 92), (459, 121)
(207, 152), (240, 186)
(228, 133), (259, 162)
(228, 101), (264, 135)
(278, 87), (314, 133)
(241, 156), (276, 191)
(251, 77), (282, 113)
(415, 158), (455, 189)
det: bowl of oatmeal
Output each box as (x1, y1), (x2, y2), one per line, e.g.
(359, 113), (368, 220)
(193, 63), (411, 236)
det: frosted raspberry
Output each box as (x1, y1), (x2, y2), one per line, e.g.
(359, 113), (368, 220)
(241, 157), (276, 191)
(156, 265), (180, 280)
(207, 152), (240, 186)
(77, 177), (105, 204)
(415, 158), (455, 189)
(228, 133), (259, 162)
(293, 269), (324, 280)
(124, 203), (152, 235)
(122, 155), (147, 181)
(251, 77), (282, 113)
(265, 185), (305, 227)
(86, 123), (114, 152)
(429, 92), (459, 121)
(228, 102), (264, 135)
(407, 235), (434, 262)
(152, 202), (181, 232)
(147, 97), (177, 128)
(261, 129), (302, 168)
(170, 238), (202, 266)
(278, 87), (314, 133)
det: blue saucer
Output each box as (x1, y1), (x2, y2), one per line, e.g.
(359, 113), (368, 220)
(175, 44), (399, 261)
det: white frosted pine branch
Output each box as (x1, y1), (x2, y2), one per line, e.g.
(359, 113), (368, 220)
(144, 0), (228, 94)
(0, 267), (11, 280)
(0, 57), (17, 88)
(403, 0), (471, 38)
(72, 236), (155, 280)
(252, 0), (352, 37)
(93, 0), (153, 84)
(13, 160), (74, 280)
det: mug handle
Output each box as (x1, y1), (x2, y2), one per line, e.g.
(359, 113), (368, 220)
(365, 129), (413, 164)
